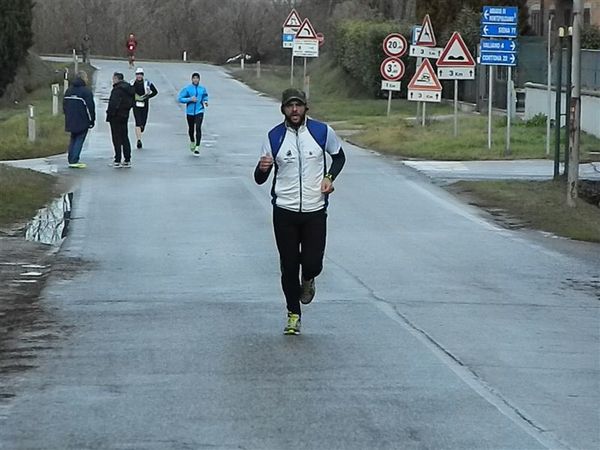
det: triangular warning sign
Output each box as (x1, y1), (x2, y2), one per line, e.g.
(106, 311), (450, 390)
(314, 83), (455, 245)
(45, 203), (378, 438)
(437, 32), (475, 67)
(416, 14), (436, 47)
(283, 9), (302, 28)
(408, 59), (442, 91)
(295, 18), (318, 39)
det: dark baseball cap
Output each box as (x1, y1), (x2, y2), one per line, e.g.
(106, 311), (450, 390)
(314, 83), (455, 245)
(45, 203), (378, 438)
(281, 88), (307, 105)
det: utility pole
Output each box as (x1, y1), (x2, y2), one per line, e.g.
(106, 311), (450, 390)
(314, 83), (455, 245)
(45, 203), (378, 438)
(567, 0), (582, 207)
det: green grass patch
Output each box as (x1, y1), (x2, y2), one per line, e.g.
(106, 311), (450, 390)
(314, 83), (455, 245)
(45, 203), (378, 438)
(231, 59), (452, 125)
(354, 115), (600, 160)
(231, 59), (600, 161)
(0, 165), (58, 226)
(0, 61), (96, 161)
(451, 180), (600, 242)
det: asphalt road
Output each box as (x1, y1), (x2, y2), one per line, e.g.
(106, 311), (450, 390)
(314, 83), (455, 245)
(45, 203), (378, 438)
(0, 59), (598, 450)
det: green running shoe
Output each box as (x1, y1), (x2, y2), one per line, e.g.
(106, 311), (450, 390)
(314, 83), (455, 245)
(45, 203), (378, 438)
(189, 142), (196, 153)
(284, 312), (301, 335)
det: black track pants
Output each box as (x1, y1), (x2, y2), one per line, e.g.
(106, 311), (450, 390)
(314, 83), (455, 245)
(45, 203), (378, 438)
(273, 206), (327, 315)
(186, 113), (204, 146)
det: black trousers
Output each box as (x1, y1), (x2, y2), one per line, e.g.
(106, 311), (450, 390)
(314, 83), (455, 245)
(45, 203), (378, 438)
(273, 206), (327, 316)
(186, 113), (204, 146)
(109, 119), (131, 162)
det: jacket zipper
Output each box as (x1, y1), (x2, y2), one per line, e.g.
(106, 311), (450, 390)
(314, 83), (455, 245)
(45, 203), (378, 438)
(296, 129), (303, 212)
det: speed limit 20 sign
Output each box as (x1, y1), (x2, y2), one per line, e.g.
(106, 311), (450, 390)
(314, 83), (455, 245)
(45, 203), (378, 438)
(380, 57), (405, 81)
(383, 33), (408, 58)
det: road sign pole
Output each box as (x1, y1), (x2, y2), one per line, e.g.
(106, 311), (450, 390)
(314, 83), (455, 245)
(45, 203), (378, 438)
(554, 28), (564, 180)
(387, 90), (392, 117)
(303, 57), (307, 90)
(422, 102), (426, 126)
(506, 66), (512, 155)
(546, 15), (553, 156)
(488, 65), (493, 149)
(416, 57), (422, 119)
(454, 79), (458, 136)
(290, 52), (294, 86)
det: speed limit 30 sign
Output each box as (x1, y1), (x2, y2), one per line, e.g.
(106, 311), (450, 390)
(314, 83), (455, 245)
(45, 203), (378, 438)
(383, 33), (408, 58)
(380, 57), (405, 81)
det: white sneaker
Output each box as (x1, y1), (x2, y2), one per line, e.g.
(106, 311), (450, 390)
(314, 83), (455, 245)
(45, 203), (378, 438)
(193, 146), (200, 156)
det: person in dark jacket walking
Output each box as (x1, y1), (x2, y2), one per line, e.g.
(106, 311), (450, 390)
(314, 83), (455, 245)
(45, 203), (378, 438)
(63, 71), (95, 169)
(106, 72), (135, 168)
(131, 67), (158, 149)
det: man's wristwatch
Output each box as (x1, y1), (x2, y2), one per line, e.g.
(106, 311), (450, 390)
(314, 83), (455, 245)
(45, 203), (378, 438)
(324, 173), (334, 182)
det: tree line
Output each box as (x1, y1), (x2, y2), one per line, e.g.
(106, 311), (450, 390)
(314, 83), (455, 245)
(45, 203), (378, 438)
(30, 0), (418, 63)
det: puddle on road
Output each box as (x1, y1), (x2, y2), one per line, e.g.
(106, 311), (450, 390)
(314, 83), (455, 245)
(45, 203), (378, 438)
(0, 193), (75, 406)
(25, 192), (73, 245)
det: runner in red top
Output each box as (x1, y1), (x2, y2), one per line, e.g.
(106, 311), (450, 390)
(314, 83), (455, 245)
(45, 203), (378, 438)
(126, 33), (137, 68)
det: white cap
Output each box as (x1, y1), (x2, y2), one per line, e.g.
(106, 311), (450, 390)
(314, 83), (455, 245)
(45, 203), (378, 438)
(135, 67), (144, 74)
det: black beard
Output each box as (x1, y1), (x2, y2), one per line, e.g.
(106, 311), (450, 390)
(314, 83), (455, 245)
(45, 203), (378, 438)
(285, 113), (306, 129)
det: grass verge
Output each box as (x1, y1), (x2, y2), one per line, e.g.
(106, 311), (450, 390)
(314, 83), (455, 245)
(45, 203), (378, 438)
(450, 180), (600, 242)
(0, 57), (96, 161)
(0, 165), (59, 227)
(231, 59), (600, 161)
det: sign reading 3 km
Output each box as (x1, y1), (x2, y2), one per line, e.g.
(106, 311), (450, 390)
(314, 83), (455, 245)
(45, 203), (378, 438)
(380, 57), (405, 81)
(383, 33), (408, 58)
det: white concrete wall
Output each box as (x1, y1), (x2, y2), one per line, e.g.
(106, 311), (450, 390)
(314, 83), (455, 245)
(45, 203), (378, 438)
(524, 82), (600, 138)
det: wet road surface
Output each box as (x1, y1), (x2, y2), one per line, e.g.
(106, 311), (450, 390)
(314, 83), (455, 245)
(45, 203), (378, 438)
(0, 59), (598, 449)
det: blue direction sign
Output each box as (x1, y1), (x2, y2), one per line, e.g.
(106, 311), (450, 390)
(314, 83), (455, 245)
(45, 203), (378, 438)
(480, 52), (517, 66)
(482, 6), (518, 24)
(481, 24), (517, 38)
(480, 39), (517, 52)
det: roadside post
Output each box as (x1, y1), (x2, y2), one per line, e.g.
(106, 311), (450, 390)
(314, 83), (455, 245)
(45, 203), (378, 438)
(436, 31), (476, 136)
(257, 61), (261, 79)
(564, 26), (573, 176)
(480, 6), (519, 152)
(63, 68), (69, 94)
(292, 18), (319, 96)
(554, 27), (564, 180)
(381, 33), (407, 117)
(183, 50), (187, 62)
(567, 0), (582, 207)
(51, 83), (60, 116)
(72, 48), (78, 73)
(409, 15), (442, 125)
(28, 105), (36, 143)
(282, 9), (302, 86)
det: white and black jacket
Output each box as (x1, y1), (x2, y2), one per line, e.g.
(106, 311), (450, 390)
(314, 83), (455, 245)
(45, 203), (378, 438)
(255, 118), (346, 212)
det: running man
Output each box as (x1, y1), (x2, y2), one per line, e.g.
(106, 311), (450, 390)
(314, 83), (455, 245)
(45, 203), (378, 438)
(254, 88), (346, 335)
(126, 33), (137, 68)
(178, 72), (208, 156)
(131, 67), (158, 149)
